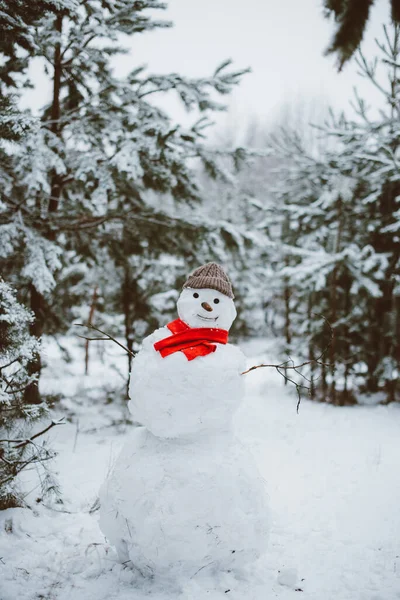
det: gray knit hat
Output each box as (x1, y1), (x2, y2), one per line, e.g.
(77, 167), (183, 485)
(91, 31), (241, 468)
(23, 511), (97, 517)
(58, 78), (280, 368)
(183, 262), (234, 299)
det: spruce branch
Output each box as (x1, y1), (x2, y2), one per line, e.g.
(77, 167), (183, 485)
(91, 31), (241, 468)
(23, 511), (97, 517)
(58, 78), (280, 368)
(0, 419), (65, 448)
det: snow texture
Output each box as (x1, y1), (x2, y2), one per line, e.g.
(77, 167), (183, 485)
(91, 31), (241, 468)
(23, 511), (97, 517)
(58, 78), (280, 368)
(277, 567), (299, 588)
(99, 289), (269, 578)
(99, 426), (269, 578)
(1, 336), (400, 599)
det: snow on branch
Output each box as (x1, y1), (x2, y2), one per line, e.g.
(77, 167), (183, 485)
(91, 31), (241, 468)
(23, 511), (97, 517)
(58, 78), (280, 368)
(0, 419), (65, 449)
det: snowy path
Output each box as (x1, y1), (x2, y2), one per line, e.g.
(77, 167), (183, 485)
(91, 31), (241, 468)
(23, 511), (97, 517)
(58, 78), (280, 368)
(1, 341), (400, 599)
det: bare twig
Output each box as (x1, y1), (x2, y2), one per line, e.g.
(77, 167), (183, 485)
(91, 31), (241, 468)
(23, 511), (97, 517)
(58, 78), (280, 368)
(77, 335), (110, 341)
(0, 357), (20, 371)
(276, 366), (309, 413)
(85, 285), (98, 375)
(242, 314), (334, 412)
(241, 357), (329, 376)
(74, 315), (332, 414)
(74, 323), (135, 358)
(190, 561), (215, 579)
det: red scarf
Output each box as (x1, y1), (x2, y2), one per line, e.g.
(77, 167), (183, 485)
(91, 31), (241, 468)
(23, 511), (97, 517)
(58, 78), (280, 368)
(154, 319), (228, 361)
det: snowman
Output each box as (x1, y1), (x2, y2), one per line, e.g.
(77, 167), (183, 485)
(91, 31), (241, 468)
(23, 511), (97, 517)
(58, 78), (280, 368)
(99, 263), (269, 580)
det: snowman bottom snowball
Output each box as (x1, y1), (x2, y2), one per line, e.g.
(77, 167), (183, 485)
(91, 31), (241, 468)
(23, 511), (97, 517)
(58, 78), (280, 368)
(99, 262), (269, 578)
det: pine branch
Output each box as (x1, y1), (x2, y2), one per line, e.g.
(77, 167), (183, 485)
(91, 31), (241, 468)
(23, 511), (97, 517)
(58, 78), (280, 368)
(0, 419), (65, 448)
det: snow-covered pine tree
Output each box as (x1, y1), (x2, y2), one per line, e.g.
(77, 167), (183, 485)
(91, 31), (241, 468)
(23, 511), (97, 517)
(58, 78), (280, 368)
(195, 125), (279, 337)
(0, 4), (63, 508)
(0, 0), (59, 142)
(324, 0), (400, 69)
(273, 144), (367, 404)
(336, 23), (400, 402)
(270, 23), (400, 404)
(196, 102), (332, 342)
(0, 0), (62, 404)
(1, 0), (250, 402)
(0, 280), (59, 509)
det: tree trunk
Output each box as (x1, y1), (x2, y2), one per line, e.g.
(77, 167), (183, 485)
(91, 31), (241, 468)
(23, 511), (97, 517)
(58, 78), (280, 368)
(49, 13), (63, 214)
(321, 359), (327, 401)
(342, 276), (351, 404)
(329, 194), (343, 404)
(283, 272), (291, 387)
(85, 285), (98, 375)
(384, 276), (398, 403)
(284, 278), (291, 350)
(24, 285), (46, 404)
(307, 293), (316, 400)
(394, 294), (400, 402)
(328, 282), (337, 404)
(122, 262), (134, 399)
(25, 13), (63, 404)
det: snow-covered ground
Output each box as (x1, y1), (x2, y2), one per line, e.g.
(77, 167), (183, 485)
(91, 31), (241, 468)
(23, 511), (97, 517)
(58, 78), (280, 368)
(1, 337), (400, 600)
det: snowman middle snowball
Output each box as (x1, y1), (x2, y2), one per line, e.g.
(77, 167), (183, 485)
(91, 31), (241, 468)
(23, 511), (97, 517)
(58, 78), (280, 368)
(127, 282), (244, 438)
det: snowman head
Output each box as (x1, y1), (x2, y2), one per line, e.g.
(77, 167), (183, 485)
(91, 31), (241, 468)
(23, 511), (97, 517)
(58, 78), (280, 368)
(177, 262), (237, 331)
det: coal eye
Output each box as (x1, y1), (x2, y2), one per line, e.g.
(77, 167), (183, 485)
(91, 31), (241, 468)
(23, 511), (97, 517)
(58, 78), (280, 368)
(213, 298), (220, 304)
(193, 292), (199, 298)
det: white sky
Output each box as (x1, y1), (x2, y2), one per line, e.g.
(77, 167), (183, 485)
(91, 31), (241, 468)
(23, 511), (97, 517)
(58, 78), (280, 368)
(25, 0), (393, 139)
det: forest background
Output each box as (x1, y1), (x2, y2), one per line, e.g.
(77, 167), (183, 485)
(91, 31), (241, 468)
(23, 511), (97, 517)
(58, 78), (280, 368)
(1, 0), (400, 508)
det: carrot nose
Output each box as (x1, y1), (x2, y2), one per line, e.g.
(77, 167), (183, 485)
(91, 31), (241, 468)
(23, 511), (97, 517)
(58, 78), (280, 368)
(201, 302), (213, 312)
